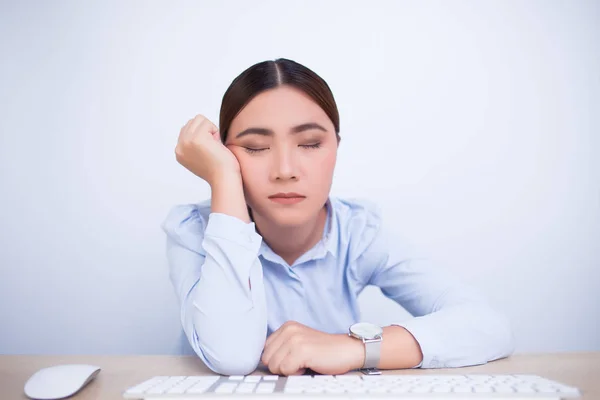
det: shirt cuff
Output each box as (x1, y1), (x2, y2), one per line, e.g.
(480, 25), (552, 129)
(204, 213), (263, 253)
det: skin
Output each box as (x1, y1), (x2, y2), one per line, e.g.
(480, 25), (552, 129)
(175, 85), (423, 376)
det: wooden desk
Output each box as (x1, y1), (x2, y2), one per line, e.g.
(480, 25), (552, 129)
(1, 353), (598, 399)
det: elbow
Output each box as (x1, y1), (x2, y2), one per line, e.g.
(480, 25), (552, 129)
(207, 356), (261, 376)
(472, 306), (515, 363)
(448, 305), (516, 368)
(493, 310), (516, 359)
(186, 314), (267, 376)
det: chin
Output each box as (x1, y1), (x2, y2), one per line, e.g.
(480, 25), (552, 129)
(249, 200), (314, 227)
(267, 208), (312, 227)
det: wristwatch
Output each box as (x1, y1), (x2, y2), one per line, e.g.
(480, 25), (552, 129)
(348, 322), (383, 375)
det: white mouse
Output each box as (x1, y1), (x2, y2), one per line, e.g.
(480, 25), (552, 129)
(24, 364), (101, 400)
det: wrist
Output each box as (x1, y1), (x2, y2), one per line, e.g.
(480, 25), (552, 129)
(209, 168), (242, 187)
(209, 171), (250, 223)
(339, 334), (365, 371)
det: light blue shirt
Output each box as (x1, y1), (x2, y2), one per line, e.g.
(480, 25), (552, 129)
(162, 197), (515, 375)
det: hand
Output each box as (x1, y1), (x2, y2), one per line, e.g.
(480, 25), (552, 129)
(175, 114), (240, 186)
(261, 321), (364, 376)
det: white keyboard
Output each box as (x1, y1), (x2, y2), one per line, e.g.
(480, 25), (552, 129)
(122, 374), (581, 399)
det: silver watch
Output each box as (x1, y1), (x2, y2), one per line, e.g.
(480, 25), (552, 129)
(348, 322), (383, 375)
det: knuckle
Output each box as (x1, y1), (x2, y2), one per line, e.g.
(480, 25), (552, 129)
(289, 334), (303, 346)
(283, 320), (298, 330)
(268, 364), (278, 375)
(174, 146), (183, 159)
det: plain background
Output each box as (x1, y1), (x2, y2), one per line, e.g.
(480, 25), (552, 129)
(1, 0), (598, 357)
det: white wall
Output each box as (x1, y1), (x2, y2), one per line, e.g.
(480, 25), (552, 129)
(1, 0), (598, 356)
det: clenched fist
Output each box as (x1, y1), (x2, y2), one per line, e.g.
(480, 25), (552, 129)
(175, 114), (240, 186)
(261, 321), (364, 376)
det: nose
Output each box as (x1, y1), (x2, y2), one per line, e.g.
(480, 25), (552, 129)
(270, 146), (298, 181)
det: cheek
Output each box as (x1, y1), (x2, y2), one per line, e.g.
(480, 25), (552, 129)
(231, 153), (265, 196)
(308, 148), (337, 179)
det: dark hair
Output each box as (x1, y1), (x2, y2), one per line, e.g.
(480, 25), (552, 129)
(219, 58), (340, 143)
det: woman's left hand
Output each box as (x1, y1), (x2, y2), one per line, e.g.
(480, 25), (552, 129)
(261, 321), (365, 376)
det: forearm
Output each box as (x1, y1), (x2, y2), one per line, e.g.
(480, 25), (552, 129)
(185, 258), (267, 375)
(210, 171), (250, 223)
(379, 326), (423, 369)
(397, 304), (515, 368)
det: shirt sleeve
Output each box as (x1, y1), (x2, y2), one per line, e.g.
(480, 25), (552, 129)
(357, 223), (516, 369)
(162, 204), (268, 375)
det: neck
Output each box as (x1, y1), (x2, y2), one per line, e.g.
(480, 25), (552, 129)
(252, 204), (328, 266)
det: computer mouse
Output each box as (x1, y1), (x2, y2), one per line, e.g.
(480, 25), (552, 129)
(24, 364), (101, 400)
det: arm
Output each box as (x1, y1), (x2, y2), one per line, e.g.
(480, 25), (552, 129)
(363, 227), (516, 369)
(163, 175), (267, 375)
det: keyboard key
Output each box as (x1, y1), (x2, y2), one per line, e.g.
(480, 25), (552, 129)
(244, 376), (261, 383)
(146, 377), (186, 394)
(432, 385), (452, 393)
(263, 375), (279, 381)
(452, 385), (473, 393)
(166, 378), (198, 394)
(335, 375), (362, 382)
(347, 386), (368, 393)
(473, 385), (494, 393)
(411, 386), (433, 393)
(390, 386), (411, 394)
(536, 384), (560, 393)
(256, 383), (276, 393)
(186, 384), (212, 394)
(362, 375), (385, 382)
(283, 386), (303, 393)
(493, 384), (515, 393)
(558, 386), (581, 395)
(314, 375), (335, 381)
(368, 386), (389, 393)
(215, 383), (238, 393)
(514, 385), (537, 393)
(236, 383), (257, 393)
(125, 377), (168, 394)
(229, 375), (245, 381)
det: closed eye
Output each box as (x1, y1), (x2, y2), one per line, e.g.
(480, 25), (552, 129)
(243, 147), (269, 154)
(300, 143), (321, 149)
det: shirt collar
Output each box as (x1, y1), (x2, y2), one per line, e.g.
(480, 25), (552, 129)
(258, 197), (338, 266)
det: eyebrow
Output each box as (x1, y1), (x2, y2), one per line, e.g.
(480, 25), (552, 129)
(234, 122), (327, 139)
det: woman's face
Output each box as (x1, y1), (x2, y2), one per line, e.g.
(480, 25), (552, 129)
(225, 85), (338, 227)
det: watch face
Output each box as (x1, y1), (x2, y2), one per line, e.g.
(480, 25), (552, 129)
(350, 322), (383, 340)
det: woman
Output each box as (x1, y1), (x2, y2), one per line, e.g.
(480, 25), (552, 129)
(162, 58), (515, 376)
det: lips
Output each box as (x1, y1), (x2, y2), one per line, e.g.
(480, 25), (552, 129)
(268, 193), (306, 205)
(268, 192), (305, 199)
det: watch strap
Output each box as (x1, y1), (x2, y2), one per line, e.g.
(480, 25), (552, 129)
(363, 337), (382, 369)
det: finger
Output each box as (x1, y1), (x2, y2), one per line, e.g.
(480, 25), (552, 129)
(267, 341), (292, 376)
(266, 321), (298, 348)
(182, 115), (204, 137)
(196, 117), (219, 136)
(262, 333), (284, 366)
(179, 118), (195, 139)
(265, 327), (284, 350)
(262, 327), (292, 366)
(279, 348), (306, 376)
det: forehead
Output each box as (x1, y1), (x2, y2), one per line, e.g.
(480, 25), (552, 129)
(230, 86), (333, 132)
